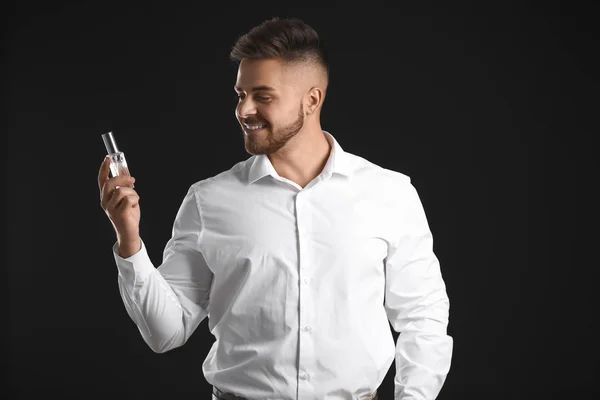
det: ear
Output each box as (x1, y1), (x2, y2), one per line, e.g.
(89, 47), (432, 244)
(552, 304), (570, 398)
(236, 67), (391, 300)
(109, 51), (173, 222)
(305, 86), (324, 115)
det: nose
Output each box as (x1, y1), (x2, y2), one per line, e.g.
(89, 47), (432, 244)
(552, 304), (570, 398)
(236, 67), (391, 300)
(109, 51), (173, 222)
(236, 97), (256, 121)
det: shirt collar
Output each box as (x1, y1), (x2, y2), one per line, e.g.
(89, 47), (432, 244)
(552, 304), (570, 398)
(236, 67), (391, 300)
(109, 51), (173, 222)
(247, 130), (352, 185)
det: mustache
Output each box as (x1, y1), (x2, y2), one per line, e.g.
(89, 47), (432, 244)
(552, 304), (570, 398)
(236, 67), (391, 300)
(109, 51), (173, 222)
(243, 120), (268, 126)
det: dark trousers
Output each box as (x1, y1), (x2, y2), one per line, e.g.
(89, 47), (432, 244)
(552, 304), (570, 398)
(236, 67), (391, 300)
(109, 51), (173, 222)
(212, 386), (378, 400)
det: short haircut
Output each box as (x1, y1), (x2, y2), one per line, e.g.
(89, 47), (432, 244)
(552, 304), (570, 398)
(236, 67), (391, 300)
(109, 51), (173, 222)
(229, 17), (329, 84)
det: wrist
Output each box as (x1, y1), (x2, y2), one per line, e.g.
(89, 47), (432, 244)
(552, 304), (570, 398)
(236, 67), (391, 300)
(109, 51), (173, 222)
(117, 236), (141, 258)
(117, 230), (140, 244)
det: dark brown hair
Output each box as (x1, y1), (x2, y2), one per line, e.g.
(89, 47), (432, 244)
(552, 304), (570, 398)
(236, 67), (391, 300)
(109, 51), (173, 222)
(229, 17), (329, 82)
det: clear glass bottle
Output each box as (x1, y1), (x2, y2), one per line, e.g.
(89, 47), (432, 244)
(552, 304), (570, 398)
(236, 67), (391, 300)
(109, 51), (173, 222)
(102, 131), (134, 188)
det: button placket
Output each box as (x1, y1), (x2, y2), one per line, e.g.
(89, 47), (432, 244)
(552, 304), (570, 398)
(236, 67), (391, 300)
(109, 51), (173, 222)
(295, 191), (315, 396)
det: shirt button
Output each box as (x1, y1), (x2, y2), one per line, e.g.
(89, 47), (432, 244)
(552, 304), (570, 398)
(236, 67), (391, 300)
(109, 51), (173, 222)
(300, 372), (308, 380)
(303, 325), (312, 332)
(303, 278), (310, 285)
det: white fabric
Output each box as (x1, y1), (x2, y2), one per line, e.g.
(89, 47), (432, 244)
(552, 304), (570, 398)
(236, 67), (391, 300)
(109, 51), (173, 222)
(113, 130), (453, 399)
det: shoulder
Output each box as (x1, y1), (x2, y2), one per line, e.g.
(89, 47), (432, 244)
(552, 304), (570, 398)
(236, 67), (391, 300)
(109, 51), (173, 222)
(189, 156), (253, 189)
(344, 151), (412, 191)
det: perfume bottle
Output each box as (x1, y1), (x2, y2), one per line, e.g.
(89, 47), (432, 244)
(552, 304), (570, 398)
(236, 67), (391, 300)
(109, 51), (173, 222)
(102, 131), (134, 188)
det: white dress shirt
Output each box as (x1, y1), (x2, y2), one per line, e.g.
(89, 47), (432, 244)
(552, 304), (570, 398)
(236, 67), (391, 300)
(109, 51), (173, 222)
(112, 130), (453, 400)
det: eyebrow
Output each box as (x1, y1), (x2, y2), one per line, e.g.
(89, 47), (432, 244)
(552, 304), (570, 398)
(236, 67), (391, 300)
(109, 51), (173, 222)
(234, 85), (277, 92)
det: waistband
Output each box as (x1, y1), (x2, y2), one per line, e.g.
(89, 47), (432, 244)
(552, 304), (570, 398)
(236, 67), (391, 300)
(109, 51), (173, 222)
(212, 386), (378, 400)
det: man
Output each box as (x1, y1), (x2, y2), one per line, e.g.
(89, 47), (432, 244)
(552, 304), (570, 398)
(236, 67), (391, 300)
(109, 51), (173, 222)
(98, 17), (453, 400)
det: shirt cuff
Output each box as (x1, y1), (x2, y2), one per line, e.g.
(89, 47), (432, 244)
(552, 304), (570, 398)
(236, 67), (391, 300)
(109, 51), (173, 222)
(112, 238), (155, 284)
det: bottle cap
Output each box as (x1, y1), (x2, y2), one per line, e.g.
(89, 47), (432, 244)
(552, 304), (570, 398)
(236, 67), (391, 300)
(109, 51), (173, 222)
(102, 131), (119, 155)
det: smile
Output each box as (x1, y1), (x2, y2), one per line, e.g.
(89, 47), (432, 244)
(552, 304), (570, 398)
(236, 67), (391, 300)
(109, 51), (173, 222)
(244, 123), (268, 132)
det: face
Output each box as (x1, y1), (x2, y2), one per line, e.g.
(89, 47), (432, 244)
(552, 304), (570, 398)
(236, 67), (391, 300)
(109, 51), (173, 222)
(234, 58), (305, 155)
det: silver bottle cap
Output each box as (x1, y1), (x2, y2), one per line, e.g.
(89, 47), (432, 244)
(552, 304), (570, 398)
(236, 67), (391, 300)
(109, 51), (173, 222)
(102, 131), (119, 155)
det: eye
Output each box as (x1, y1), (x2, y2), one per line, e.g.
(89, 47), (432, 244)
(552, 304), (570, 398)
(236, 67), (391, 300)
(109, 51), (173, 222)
(235, 94), (271, 102)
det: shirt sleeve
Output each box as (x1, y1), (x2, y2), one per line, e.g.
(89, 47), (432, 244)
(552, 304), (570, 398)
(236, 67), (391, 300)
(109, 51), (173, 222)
(384, 181), (454, 400)
(113, 185), (214, 353)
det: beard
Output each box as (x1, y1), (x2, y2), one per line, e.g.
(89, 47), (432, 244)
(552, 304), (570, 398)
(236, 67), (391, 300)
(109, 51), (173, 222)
(244, 102), (304, 155)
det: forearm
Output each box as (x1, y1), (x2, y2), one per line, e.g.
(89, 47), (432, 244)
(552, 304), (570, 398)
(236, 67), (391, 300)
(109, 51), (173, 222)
(117, 270), (187, 353)
(394, 325), (453, 400)
(389, 279), (453, 399)
(114, 240), (187, 353)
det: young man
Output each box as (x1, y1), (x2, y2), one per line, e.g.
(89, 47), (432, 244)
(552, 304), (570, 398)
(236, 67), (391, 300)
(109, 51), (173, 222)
(98, 17), (453, 400)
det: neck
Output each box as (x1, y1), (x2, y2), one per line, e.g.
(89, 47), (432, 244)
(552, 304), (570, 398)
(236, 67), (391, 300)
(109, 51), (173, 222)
(267, 121), (331, 188)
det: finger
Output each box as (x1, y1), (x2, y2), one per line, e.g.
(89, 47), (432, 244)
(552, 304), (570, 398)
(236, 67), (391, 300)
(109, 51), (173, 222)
(104, 184), (137, 211)
(106, 186), (125, 212)
(118, 195), (140, 212)
(101, 176), (136, 209)
(98, 156), (111, 193)
(114, 176), (136, 189)
(112, 186), (137, 197)
(113, 193), (140, 216)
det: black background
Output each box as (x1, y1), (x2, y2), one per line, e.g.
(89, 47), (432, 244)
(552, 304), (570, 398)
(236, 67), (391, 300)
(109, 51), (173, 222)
(5, 1), (599, 399)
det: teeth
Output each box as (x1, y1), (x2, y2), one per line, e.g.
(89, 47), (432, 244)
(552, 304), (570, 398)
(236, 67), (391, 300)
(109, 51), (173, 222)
(244, 124), (266, 130)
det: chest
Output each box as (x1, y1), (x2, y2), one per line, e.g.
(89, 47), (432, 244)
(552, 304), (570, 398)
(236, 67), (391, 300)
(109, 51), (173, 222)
(198, 184), (394, 279)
